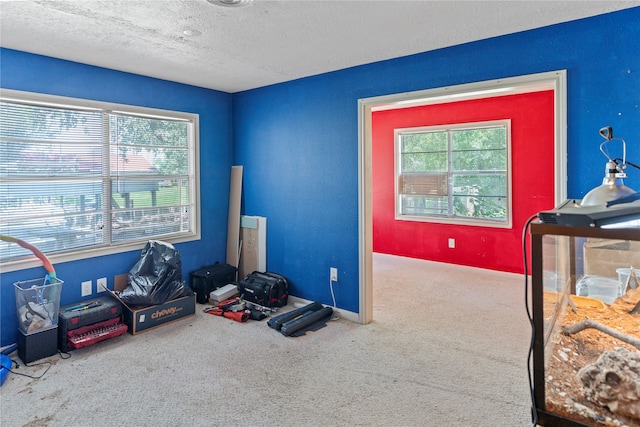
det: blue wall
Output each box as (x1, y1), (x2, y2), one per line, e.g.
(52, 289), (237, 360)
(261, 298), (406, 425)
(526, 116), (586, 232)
(0, 49), (233, 345)
(233, 7), (639, 313)
(2, 7), (639, 345)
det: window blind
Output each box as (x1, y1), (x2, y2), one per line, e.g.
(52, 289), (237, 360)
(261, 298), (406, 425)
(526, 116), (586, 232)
(0, 96), (196, 262)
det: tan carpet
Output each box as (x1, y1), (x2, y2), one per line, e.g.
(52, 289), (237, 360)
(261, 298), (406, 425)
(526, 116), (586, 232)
(0, 253), (532, 426)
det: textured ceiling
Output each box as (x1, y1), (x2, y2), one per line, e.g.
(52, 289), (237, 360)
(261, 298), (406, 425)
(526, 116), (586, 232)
(1, 0), (638, 93)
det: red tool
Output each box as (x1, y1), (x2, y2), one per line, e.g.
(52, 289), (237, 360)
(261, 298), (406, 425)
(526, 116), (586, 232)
(204, 297), (249, 322)
(206, 309), (249, 322)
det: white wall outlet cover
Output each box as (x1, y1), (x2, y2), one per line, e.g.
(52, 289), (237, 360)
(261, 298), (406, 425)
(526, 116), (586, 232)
(81, 280), (92, 296)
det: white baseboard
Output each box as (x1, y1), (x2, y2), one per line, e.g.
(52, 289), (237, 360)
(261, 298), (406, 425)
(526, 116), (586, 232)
(287, 295), (359, 323)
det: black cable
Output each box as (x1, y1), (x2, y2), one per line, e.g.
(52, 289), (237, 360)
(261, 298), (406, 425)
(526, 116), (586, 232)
(6, 350), (70, 380)
(8, 359), (52, 380)
(613, 157), (640, 171)
(522, 213), (539, 427)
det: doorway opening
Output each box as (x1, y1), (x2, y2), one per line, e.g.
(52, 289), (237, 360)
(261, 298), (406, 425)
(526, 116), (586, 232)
(357, 70), (567, 324)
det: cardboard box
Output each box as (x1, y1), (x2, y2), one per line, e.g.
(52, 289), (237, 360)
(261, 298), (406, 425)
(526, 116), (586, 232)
(583, 238), (640, 279)
(109, 274), (195, 335)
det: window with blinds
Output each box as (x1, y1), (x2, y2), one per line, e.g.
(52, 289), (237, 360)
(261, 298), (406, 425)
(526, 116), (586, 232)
(395, 120), (511, 226)
(0, 90), (198, 263)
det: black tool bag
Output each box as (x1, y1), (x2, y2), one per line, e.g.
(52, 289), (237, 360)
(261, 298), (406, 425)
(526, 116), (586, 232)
(237, 271), (289, 308)
(189, 263), (237, 304)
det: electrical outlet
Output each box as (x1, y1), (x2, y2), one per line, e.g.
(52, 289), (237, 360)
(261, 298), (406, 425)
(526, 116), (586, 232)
(97, 277), (107, 292)
(330, 267), (338, 282)
(81, 280), (92, 297)
(448, 238), (455, 249)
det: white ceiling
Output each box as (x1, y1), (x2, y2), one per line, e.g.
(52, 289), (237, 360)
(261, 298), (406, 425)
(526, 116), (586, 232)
(1, 0), (638, 93)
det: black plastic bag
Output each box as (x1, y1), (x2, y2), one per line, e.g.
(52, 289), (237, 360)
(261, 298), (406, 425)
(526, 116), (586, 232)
(118, 240), (192, 307)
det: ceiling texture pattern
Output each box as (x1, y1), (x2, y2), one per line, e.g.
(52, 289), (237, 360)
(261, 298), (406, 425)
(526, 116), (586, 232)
(1, 0), (638, 93)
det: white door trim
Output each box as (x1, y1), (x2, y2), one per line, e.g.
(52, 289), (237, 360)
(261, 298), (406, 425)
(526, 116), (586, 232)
(357, 70), (567, 324)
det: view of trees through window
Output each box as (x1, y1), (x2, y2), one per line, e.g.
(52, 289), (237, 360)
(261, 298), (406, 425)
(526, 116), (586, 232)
(397, 120), (510, 224)
(0, 95), (196, 262)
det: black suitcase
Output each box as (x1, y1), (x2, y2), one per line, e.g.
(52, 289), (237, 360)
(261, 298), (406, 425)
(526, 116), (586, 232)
(190, 263), (237, 304)
(237, 271), (289, 308)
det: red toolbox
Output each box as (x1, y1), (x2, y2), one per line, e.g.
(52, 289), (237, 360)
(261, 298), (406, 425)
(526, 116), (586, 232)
(58, 296), (126, 352)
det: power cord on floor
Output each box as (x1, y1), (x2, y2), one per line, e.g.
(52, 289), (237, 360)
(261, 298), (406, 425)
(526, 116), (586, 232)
(329, 278), (341, 321)
(5, 350), (70, 381)
(522, 213), (539, 427)
(7, 358), (52, 380)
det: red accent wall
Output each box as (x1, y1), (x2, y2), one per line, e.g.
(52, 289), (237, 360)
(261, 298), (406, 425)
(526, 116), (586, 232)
(372, 90), (555, 273)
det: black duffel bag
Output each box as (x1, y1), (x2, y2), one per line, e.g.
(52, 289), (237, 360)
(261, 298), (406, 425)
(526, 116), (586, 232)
(237, 271), (289, 308)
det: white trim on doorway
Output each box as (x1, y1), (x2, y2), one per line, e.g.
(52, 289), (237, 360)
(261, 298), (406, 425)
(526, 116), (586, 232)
(357, 70), (567, 324)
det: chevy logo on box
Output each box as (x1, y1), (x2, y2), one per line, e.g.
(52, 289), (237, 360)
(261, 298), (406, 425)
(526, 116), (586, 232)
(152, 307), (180, 319)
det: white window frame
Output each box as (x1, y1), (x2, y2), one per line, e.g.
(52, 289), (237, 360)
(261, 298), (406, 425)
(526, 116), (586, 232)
(0, 88), (201, 273)
(394, 119), (512, 228)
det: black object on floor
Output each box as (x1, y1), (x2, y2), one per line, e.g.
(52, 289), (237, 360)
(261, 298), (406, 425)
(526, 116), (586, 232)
(237, 271), (289, 308)
(267, 301), (323, 330)
(267, 301), (333, 337)
(281, 307), (333, 337)
(190, 263), (237, 304)
(18, 326), (58, 364)
(119, 240), (189, 306)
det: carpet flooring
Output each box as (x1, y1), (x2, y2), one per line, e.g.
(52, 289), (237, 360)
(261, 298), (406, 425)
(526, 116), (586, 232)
(0, 253), (533, 426)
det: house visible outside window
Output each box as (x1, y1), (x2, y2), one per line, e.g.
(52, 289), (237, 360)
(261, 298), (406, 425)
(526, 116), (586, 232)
(0, 90), (199, 264)
(395, 120), (511, 227)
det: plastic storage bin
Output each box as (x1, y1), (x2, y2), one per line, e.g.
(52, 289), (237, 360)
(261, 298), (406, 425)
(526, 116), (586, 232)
(576, 275), (620, 304)
(14, 277), (63, 334)
(616, 267), (640, 295)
